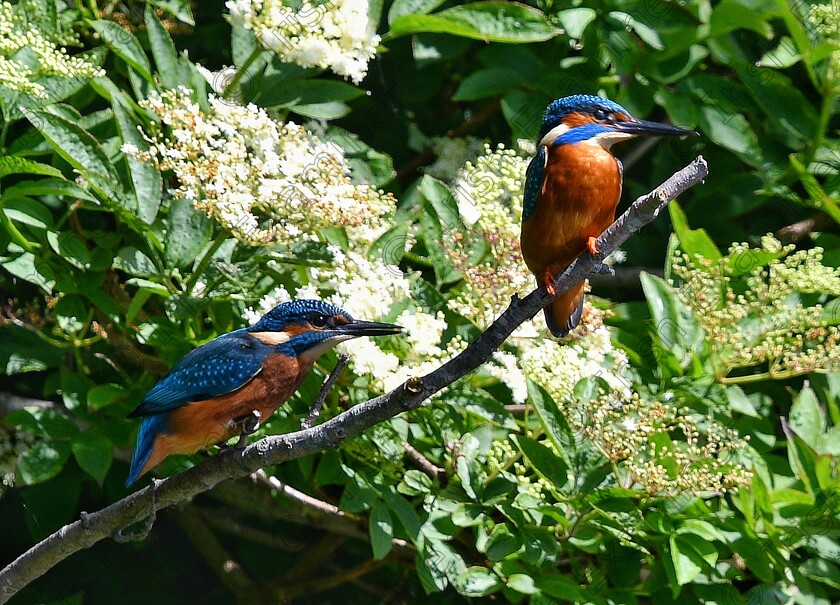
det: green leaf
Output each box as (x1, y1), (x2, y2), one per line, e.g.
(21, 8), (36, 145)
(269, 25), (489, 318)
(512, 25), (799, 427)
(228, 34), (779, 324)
(486, 524), (521, 560)
(708, 0), (771, 37)
(512, 435), (568, 489)
(3, 196), (53, 231)
(536, 575), (586, 600)
(291, 102), (351, 120)
(398, 469), (433, 496)
(21, 108), (120, 184)
(149, 0), (195, 25)
(369, 504), (394, 559)
(457, 567), (501, 596)
(164, 197), (213, 270)
(0, 156), (63, 178)
(87, 384), (128, 411)
(387, 3), (561, 43)
(144, 6), (181, 89)
(669, 534), (702, 585)
(71, 431), (112, 483)
(91, 20), (153, 82)
(800, 558), (840, 589)
(452, 67), (529, 101)
(16, 441), (71, 485)
(60, 368), (91, 413)
(607, 12), (663, 49)
(419, 175), (461, 231)
(697, 106), (763, 167)
(113, 95), (163, 223)
(507, 573), (538, 594)
(527, 380), (575, 463)
(789, 383), (824, 451)
(669, 201), (722, 264)
(388, 0), (446, 24)
(640, 272), (705, 372)
(258, 79), (365, 108)
(556, 8), (596, 39)
(47, 231), (91, 270)
(114, 247), (158, 277)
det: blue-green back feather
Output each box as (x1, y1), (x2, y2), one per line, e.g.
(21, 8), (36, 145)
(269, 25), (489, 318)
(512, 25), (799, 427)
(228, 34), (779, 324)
(523, 146), (546, 221)
(129, 330), (269, 417)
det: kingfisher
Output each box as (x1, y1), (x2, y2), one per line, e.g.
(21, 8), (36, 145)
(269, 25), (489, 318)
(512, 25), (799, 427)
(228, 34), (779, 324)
(126, 299), (402, 486)
(520, 94), (694, 337)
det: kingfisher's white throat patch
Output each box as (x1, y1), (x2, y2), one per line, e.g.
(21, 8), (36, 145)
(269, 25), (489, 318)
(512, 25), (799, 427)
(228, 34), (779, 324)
(539, 123), (570, 147)
(587, 130), (635, 150)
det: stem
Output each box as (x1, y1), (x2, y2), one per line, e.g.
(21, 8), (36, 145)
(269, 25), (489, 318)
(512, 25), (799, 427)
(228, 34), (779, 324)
(223, 48), (263, 100)
(183, 231), (227, 295)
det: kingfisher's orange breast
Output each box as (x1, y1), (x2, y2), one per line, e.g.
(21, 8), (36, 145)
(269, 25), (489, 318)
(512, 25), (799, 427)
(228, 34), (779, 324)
(520, 142), (623, 275)
(138, 353), (313, 477)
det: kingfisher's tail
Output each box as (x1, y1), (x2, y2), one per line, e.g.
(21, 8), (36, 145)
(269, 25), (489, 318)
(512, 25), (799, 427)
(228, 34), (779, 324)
(543, 281), (585, 337)
(126, 414), (168, 487)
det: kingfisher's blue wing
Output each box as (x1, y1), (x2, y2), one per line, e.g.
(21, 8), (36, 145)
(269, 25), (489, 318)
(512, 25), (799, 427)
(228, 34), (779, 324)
(130, 329), (269, 416)
(522, 145), (546, 221)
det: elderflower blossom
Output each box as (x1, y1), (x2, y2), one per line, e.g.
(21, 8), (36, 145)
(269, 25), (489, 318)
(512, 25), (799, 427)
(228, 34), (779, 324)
(809, 3), (840, 73)
(571, 390), (752, 496)
(126, 88), (394, 246)
(0, 1), (104, 98)
(448, 144), (535, 330)
(226, 0), (380, 84)
(672, 237), (840, 379)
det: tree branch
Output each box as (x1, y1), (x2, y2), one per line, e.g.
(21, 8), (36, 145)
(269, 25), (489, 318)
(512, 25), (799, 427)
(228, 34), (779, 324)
(0, 156), (708, 604)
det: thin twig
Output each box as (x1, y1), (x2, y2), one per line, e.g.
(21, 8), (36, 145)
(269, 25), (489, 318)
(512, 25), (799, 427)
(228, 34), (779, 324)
(403, 442), (443, 477)
(302, 354), (350, 429)
(252, 469), (344, 516)
(0, 156), (708, 604)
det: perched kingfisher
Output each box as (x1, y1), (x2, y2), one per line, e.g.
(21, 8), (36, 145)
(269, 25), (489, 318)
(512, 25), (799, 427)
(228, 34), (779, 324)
(126, 299), (402, 486)
(521, 94), (694, 337)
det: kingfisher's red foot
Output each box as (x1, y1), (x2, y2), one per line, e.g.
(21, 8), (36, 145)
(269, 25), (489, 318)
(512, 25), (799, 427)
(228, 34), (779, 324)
(586, 237), (599, 255)
(543, 273), (557, 296)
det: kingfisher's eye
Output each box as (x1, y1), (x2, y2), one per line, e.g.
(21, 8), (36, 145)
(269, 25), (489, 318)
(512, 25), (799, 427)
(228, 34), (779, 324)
(593, 109), (613, 121)
(311, 314), (329, 328)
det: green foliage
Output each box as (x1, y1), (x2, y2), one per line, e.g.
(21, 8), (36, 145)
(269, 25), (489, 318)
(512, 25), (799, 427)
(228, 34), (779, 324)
(0, 0), (838, 604)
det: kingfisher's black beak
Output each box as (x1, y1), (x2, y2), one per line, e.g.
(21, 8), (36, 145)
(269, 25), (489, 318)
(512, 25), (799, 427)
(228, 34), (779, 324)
(334, 320), (403, 337)
(614, 119), (696, 138)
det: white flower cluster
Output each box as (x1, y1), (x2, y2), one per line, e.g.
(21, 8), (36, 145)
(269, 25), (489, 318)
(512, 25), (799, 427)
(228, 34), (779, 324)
(0, 1), (104, 98)
(226, 0), (380, 84)
(125, 87), (394, 245)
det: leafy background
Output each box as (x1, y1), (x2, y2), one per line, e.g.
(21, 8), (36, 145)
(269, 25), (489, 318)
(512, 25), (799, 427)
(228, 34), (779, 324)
(0, 0), (839, 603)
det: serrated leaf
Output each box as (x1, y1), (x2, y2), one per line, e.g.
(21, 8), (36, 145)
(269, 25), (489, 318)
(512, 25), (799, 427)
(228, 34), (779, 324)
(113, 95), (162, 223)
(144, 6), (180, 88)
(164, 197), (212, 269)
(91, 20), (153, 82)
(0, 156), (63, 178)
(22, 108), (120, 184)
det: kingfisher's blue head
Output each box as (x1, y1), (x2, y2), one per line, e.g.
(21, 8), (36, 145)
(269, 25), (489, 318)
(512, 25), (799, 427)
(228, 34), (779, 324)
(248, 299), (402, 360)
(537, 94), (694, 150)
